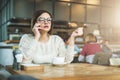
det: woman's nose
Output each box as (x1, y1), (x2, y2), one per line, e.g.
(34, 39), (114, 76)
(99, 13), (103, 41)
(43, 20), (49, 24)
(44, 20), (48, 23)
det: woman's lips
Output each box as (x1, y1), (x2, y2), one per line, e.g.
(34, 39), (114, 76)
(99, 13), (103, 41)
(38, 26), (49, 31)
(38, 26), (48, 28)
(44, 26), (48, 28)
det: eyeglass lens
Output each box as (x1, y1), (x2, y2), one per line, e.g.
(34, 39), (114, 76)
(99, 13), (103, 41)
(37, 17), (52, 22)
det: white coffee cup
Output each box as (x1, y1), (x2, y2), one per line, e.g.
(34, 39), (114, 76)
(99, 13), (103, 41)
(52, 57), (65, 64)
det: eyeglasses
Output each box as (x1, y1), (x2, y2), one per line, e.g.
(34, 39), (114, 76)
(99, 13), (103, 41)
(37, 17), (52, 23)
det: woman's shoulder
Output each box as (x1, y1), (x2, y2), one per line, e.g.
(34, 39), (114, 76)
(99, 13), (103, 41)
(22, 34), (33, 38)
(21, 34), (34, 40)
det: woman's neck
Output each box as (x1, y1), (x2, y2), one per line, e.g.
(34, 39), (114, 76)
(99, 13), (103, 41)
(39, 33), (50, 43)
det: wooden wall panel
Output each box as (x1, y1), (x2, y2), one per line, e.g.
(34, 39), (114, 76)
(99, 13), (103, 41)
(71, 4), (85, 22)
(86, 6), (100, 23)
(54, 2), (69, 21)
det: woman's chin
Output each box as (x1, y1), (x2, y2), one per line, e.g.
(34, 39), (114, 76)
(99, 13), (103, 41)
(39, 29), (50, 32)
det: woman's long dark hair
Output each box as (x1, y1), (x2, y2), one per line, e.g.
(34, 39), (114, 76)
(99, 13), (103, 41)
(31, 10), (53, 34)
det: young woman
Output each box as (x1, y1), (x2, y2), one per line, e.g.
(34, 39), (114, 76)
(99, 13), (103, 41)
(19, 10), (83, 64)
(78, 33), (101, 63)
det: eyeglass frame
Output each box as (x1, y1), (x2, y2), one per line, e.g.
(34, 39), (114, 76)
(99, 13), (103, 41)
(37, 17), (52, 23)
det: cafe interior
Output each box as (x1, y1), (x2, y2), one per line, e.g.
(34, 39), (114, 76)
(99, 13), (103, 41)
(1, 0), (120, 80)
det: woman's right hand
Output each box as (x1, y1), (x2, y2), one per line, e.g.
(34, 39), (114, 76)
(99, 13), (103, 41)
(71, 27), (83, 37)
(32, 22), (41, 41)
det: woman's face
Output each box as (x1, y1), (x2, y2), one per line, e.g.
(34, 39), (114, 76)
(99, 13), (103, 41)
(36, 12), (52, 32)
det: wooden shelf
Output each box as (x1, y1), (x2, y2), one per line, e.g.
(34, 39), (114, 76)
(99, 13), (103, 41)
(5, 40), (19, 44)
(7, 17), (31, 26)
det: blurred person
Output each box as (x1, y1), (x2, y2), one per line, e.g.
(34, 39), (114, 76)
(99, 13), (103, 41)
(99, 39), (112, 54)
(74, 44), (80, 54)
(78, 33), (101, 63)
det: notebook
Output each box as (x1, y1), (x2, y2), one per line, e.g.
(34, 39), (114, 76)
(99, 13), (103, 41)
(21, 64), (44, 71)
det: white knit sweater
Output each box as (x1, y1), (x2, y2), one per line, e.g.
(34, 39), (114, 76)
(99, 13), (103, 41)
(19, 34), (74, 64)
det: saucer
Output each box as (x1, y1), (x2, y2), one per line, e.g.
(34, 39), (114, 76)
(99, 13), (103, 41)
(52, 62), (67, 67)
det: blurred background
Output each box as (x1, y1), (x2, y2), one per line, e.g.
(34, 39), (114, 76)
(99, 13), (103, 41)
(0, 0), (120, 43)
(1, 0), (120, 67)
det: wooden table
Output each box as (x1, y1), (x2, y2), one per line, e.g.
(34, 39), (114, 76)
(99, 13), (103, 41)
(6, 63), (120, 80)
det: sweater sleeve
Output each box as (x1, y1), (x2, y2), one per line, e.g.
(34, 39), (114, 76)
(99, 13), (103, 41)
(54, 36), (74, 64)
(19, 34), (39, 63)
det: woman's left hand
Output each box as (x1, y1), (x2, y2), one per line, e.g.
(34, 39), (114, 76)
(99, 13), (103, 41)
(66, 27), (83, 46)
(71, 27), (83, 37)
